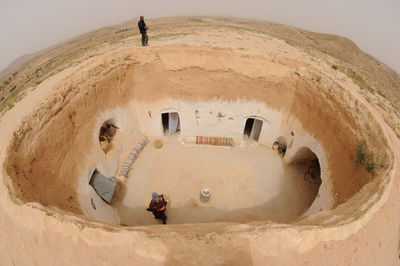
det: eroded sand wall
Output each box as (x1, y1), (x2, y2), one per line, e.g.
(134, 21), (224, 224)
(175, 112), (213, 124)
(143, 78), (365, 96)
(3, 45), (392, 229)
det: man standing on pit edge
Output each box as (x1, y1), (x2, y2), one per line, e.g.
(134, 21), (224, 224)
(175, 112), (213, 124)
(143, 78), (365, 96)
(138, 16), (149, 46)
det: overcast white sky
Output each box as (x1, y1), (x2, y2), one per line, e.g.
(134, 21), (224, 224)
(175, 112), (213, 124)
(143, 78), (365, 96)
(0, 0), (399, 73)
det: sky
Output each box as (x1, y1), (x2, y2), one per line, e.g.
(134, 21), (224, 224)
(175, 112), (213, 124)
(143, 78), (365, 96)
(0, 0), (399, 73)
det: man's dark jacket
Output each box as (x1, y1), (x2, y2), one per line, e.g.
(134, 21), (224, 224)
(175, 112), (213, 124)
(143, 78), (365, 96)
(138, 20), (147, 34)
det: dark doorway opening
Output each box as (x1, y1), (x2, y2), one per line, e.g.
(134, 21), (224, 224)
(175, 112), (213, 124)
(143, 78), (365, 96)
(291, 147), (322, 188)
(161, 112), (180, 136)
(243, 118), (263, 141)
(243, 118), (254, 138)
(289, 147), (322, 213)
(161, 113), (169, 134)
(304, 158), (321, 185)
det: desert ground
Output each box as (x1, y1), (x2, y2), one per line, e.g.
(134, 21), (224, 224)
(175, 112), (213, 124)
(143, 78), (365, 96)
(0, 17), (399, 265)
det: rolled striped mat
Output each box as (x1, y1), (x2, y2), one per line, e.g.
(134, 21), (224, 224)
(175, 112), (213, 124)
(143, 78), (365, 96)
(119, 136), (149, 177)
(195, 136), (233, 146)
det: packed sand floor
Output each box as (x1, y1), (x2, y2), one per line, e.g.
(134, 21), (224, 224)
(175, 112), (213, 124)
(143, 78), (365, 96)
(113, 138), (319, 225)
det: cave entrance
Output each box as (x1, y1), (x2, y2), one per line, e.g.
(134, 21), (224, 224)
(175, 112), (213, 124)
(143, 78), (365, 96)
(243, 118), (263, 141)
(291, 147), (322, 186)
(162, 112), (180, 136)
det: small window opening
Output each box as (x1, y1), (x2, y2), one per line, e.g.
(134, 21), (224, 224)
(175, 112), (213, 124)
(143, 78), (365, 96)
(161, 112), (180, 136)
(99, 120), (118, 152)
(243, 118), (263, 141)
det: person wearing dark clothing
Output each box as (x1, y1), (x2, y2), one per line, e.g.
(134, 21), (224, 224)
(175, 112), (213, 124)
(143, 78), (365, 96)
(138, 16), (148, 46)
(146, 193), (168, 224)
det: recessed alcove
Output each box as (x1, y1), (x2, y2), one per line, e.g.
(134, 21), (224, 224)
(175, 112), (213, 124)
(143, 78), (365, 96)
(98, 119), (118, 152)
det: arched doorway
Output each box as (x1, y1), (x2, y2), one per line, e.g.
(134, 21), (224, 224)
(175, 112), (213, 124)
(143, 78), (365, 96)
(290, 147), (322, 210)
(243, 118), (263, 141)
(161, 112), (180, 136)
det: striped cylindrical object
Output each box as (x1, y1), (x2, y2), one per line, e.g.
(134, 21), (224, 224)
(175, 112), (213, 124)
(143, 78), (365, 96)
(119, 136), (149, 177)
(195, 136), (233, 146)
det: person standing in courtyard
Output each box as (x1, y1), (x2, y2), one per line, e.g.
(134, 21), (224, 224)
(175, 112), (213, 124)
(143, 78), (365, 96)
(146, 192), (168, 224)
(138, 16), (149, 46)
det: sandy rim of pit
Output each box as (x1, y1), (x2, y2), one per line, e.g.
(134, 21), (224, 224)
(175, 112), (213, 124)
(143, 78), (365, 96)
(0, 42), (397, 255)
